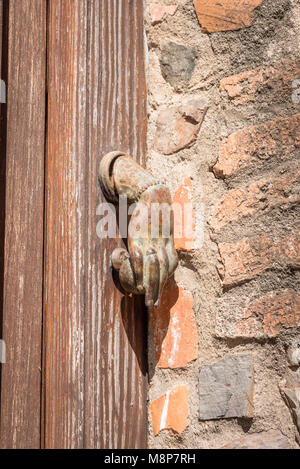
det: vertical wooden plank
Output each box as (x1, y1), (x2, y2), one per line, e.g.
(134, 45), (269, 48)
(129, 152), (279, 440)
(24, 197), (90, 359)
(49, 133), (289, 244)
(0, 0), (46, 448)
(43, 0), (148, 448)
(0, 0), (4, 324)
(85, 0), (148, 449)
(0, 0), (5, 397)
(43, 0), (88, 449)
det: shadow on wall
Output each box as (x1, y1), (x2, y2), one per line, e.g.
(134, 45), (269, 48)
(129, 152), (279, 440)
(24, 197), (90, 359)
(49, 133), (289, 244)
(149, 278), (179, 379)
(119, 280), (179, 380)
(120, 294), (149, 378)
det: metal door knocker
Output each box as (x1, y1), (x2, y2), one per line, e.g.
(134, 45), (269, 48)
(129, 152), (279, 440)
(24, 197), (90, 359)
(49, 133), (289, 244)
(99, 151), (178, 308)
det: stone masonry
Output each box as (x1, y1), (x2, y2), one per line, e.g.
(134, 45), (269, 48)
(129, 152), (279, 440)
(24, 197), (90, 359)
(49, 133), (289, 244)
(146, 0), (300, 449)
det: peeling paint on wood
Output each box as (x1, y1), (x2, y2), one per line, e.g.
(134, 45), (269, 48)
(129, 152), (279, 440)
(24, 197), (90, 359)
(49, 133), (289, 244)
(43, 0), (148, 449)
(0, 0), (46, 449)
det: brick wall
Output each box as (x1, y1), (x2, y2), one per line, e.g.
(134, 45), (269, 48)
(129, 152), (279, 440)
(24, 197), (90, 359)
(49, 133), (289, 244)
(146, 0), (300, 449)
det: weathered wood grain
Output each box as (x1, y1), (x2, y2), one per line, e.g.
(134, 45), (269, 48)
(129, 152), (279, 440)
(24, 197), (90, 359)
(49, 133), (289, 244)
(84, 0), (148, 449)
(43, 0), (148, 449)
(0, 0), (5, 402)
(43, 0), (88, 449)
(0, 0), (46, 448)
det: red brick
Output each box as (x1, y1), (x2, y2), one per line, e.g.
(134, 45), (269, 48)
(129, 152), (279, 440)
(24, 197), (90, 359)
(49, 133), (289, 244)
(216, 290), (300, 338)
(193, 0), (262, 33)
(153, 100), (207, 155)
(214, 114), (300, 178)
(149, 3), (177, 25)
(173, 178), (195, 251)
(150, 385), (189, 436)
(211, 170), (300, 233)
(151, 279), (198, 368)
(220, 60), (300, 105)
(218, 233), (300, 287)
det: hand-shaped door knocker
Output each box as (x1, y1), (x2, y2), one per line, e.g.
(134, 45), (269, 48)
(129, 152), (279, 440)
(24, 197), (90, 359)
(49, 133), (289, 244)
(99, 151), (178, 308)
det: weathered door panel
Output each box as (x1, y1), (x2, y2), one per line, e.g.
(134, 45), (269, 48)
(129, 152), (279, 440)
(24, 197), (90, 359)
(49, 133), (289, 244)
(0, 0), (46, 449)
(0, 0), (148, 450)
(43, 0), (148, 449)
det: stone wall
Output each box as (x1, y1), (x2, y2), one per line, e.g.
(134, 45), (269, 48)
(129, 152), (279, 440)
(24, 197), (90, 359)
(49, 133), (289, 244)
(145, 0), (300, 449)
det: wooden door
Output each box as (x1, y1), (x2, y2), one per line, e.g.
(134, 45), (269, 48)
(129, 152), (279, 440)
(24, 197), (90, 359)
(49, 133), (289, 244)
(0, 0), (147, 449)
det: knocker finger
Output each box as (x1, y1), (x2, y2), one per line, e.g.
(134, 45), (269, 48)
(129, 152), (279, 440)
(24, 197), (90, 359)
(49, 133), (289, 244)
(144, 247), (160, 308)
(157, 247), (169, 303)
(130, 244), (144, 293)
(111, 248), (136, 294)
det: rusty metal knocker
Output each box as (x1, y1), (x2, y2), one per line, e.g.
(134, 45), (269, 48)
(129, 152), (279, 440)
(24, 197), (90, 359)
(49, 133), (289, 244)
(99, 151), (178, 308)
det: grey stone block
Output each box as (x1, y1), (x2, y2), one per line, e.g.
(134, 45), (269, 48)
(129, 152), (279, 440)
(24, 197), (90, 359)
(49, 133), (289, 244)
(160, 42), (198, 89)
(199, 354), (254, 420)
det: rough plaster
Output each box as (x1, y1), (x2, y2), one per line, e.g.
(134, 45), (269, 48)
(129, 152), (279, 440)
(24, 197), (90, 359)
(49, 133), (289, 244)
(146, 0), (300, 449)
